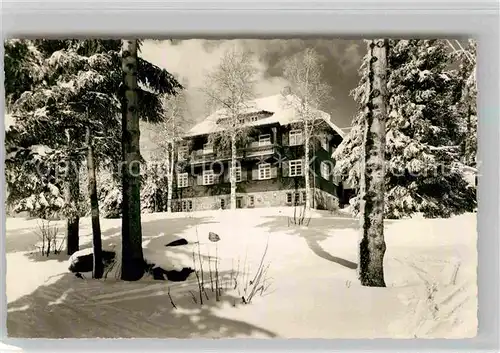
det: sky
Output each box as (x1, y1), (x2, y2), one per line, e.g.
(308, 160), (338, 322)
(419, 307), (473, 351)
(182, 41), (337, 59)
(139, 38), (365, 129)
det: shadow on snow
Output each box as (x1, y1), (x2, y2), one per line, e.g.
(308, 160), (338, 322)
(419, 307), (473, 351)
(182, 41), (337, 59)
(256, 214), (359, 270)
(6, 272), (277, 339)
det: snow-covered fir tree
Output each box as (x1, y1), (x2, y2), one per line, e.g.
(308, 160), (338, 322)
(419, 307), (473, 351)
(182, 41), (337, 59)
(333, 39), (477, 219)
(449, 39), (477, 168)
(5, 39), (182, 252)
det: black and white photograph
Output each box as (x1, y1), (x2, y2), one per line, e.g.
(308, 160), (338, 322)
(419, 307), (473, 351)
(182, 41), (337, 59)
(4, 38), (478, 338)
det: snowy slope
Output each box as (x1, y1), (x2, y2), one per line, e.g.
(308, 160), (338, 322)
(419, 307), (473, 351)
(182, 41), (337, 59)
(5, 208), (477, 338)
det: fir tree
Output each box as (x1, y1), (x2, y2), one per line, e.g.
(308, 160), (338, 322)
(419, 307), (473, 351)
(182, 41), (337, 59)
(334, 39), (476, 219)
(5, 40), (183, 259)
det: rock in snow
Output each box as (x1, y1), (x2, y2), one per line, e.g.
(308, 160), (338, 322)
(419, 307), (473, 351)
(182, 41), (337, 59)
(150, 266), (194, 281)
(68, 248), (116, 273)
(68, 236), (195, 282)
(165, 238), (189, 247)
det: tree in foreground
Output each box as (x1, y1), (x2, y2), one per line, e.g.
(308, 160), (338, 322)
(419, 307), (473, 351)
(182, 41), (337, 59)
(358, 39), (388, 287)
(121, 39), (144, 281)
(86, 125), (104, 278)
(202, 46), (257, 209)
(282, 48), (332, 210)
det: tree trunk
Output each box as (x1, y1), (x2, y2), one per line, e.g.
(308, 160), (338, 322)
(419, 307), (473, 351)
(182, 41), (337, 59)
(65, 130), (79, 256)
(358, 39), (388, 287)
(86, 127), (103, 279)
(304, 122), (311, 210)
(230, 134), (237, 210)
(167, 142), (174, 213)
(121, 39), (144, 281)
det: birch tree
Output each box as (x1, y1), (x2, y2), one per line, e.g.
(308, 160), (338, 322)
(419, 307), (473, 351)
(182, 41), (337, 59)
(358, 39), (388, 287)
(156, 90), (191, 212)
(282, 48), (332, 210)
(202, 47), (257, 209)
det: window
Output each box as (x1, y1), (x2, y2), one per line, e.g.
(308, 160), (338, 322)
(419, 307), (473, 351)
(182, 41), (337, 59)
(248, 195), (255, 207)
(220, 199), (225, 209)
(203, 143), (213, 154)
(286, 193), (293, 204)
(302, 191), (307, 204)
(289, 129), (303, 146)
(258, 134), (271, 146)
(289, 159), (303, 177)
(178, 145), (189, 160)
(230, 166), (242, 182)
(239, 118), (246, 124)
(321, 135), (329, 151)
(258, 163), (271, 180)
(179, 200), (193, 212)
(203, 170), (215, 185)
(320, 161), (330, 180)
(294, 192), (301, 205)
(251, 116), (258, 122)
(177, 173), (189, 188)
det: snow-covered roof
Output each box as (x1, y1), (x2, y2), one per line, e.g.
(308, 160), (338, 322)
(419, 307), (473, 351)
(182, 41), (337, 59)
(184, 94), (345, 138)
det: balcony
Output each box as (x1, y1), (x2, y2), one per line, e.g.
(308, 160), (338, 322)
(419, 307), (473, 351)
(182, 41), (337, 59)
(244, 141), (276, 158)
(189, 142), (277, 164)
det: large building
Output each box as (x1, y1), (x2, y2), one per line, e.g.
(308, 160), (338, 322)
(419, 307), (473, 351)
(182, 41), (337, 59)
(171, 94), (350, 212)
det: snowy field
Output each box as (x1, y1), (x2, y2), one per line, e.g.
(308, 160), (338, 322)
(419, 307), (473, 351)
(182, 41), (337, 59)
(5, 207), (477, 338)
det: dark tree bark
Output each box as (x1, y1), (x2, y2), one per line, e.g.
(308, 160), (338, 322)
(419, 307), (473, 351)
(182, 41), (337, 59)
(358, 39), (388, 287)
(65, 130), (80, 256)
(120, 39), (145, 281)
(66, 215), (79, 255)
(86, 126), (103, 279)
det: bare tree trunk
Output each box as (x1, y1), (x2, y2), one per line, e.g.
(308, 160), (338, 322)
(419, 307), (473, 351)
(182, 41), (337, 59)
(358, 39), (388, 287)
(121, 39), (144, 281)
(230, 134), (237, 210)
(304, 121), (311, 210)
(65, 130), (79, 256)
(167, 142), (174, 213)
(86, 127), (103, 279)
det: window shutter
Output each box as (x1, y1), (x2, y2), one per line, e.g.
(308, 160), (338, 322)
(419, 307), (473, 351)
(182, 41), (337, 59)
(251, 167), (259, 180)
(241, 168), (248, 181)
(282, 131), (289, 146)
(197, 175), (203, 185)
(224, 169), (230, 183)
(282, 161), (289, 177)
(271, 166), (278, 179)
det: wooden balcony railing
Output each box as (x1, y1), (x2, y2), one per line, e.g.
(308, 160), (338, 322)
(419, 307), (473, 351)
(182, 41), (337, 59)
(189, 142), (277, 164)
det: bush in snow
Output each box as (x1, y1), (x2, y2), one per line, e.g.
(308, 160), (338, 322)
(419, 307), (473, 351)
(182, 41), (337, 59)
(187, 230), (272, 307)
(35, 219), (65, 256)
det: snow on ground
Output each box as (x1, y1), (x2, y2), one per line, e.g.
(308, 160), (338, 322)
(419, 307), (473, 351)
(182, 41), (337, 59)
(5, 207), (477, 338)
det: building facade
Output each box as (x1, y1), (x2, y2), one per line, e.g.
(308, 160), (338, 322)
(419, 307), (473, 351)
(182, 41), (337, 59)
(171, 95), (348, 212)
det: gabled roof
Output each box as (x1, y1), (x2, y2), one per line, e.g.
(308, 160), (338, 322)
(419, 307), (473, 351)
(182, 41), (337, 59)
(184, 94), (345, 138)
